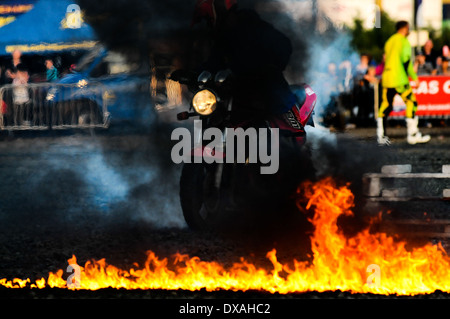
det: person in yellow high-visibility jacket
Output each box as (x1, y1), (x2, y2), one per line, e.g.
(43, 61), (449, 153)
(378, 20), (430, 145)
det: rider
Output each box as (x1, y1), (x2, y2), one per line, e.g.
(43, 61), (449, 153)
(191, 0), (306, 137)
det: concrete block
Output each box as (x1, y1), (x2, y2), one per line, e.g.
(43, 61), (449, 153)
(363, 176), (380, 197)
(381, 164), (412, 174)
(443, 189), (450, 199)
(381, 188), (410, 198)
(443, 165), (450, 174)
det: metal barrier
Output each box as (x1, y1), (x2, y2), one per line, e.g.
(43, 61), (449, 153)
(0, 82), (111, 131)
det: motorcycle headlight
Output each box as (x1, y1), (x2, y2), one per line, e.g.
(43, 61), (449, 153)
(192, 89), (217, 115)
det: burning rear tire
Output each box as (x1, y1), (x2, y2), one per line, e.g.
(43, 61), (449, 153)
(179, 163), (225, 231)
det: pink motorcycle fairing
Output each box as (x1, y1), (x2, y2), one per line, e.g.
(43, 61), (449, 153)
(191, 145), (226, 160)
(291, 83), (317, 127)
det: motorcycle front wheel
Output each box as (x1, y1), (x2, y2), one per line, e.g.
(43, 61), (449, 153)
(179, 163), (225, 231)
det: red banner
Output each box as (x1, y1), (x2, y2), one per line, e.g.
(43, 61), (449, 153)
(391, 76), (450, 118)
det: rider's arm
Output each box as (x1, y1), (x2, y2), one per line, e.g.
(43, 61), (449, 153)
(401, 38), (418, 81)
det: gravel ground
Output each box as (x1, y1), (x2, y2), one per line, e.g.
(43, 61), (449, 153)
(0, 121), (449, 300)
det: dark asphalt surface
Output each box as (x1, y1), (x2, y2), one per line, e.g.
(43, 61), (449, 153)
(0, 121), (448, 299)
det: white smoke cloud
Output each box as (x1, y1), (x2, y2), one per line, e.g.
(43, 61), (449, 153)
(31, 137), (186, 229)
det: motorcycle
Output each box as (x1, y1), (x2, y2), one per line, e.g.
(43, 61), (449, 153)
(170, 69), (317, 231)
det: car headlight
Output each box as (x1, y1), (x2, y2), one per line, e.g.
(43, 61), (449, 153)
(46, 87), (58, 101)
(77, 79), (88, 88)
(192, 89), (217, 115)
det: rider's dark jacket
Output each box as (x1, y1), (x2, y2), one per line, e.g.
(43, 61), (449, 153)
(203, 8), (297, 119)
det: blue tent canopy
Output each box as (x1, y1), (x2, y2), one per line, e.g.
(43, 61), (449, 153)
(0, 0), (97, 55)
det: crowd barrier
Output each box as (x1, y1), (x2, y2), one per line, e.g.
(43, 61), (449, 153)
(0, 82), (111, 130)
(389, 76), (450, 119)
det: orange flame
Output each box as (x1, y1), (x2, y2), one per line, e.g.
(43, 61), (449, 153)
(2, 177), (450, 295)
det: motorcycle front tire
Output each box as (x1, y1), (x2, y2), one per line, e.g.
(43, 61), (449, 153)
(179, 162), (224, 231)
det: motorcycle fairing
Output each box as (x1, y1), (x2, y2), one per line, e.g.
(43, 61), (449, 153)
(191, 145), (226, 160)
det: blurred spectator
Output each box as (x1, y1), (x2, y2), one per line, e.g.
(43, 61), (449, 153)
(437, 56), (450, 75)
(5, 50), (23, 84)
(423, 39), (438, 70)
(353, 54), (370, 82)
(311, 61), (347, 128)
(314, 62), (340, 118)
(354, 66), (379, 127)
(12, 63), (31, 126)
(414, 51), (435, 75)
(0, 65), (5, 85)
(325, 62), (340, 93)
(45, 59), (59, 82)
(364, 65), (379, 85)
(339, 60), (353, 92)
(376, 54), (385, 77)
(442, 45), (450, 61)
(436, 56), (442, 73)
(356, 54), (370, 73)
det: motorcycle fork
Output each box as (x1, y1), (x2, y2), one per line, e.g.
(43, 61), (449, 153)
(212, 127), (243, 208)
(213, 128), (227, 189)
(214, 162), (224, 189)
(206, 97), (234, 202)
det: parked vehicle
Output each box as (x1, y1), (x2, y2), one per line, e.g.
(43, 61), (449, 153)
(46, 45), (152, 128)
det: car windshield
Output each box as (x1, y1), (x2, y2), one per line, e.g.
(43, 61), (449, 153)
(74, 46), (142, 76)
(73, 45), (105, 73)
(104, 52), (140, 74)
